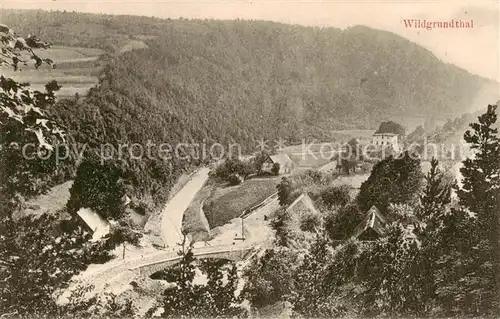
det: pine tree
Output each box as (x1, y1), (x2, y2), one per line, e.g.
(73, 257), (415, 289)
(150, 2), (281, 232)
(414, 158), (452, 313)
(456, 104), (500, 314)
(417, 157), (451, 223)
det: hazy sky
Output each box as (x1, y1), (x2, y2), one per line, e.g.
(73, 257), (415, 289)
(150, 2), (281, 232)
(2, 0), (499, 81)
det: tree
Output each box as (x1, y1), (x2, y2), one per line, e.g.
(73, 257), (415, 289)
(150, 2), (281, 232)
(0, 214), (113, 317)
(270, 207), (294, 247)
(103, 224), (142, 251)
(300, 212), (322, 233)
(0, 25), (67, 202)
(357, 151), (424, 213)
(61, 285), (136, 318)
(324, 203), (364, 240)
(271, 162), (280, 176)
(289, 236), (361, 317)
(277, 177), (292, 207)
(66, 157), (126, 220)
(242, 248), (298, 308)
(456, 104), (500, 314)
(346, 138), (360, 159)
(147, 245), (245, 318)
(0, 23), (55, 70)
(375, 121), (405, 136)
(320, 184), (351, 208)
(251, 151), (269, 175)
(227, 173), (244, 185)
(211, 158), (253, 182)
(358, 222), (426, 317)
(339, 158), (357, 175)
(417, 157), (451, 223)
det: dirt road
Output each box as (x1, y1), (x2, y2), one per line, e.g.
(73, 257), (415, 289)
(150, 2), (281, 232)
(160, 167), (210, 247)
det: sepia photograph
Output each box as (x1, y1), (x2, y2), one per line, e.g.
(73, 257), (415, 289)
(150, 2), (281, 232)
(0, 0), (499, 318)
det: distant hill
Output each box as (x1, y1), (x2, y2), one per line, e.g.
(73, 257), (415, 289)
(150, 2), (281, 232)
(2, 10), (496, 138)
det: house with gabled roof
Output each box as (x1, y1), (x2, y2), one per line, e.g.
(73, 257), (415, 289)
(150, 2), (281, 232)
(286, 193), (320, 216)
(262, 153), (294, 175)
(76, 208), (110, 241)
(351, 205), (387, 241)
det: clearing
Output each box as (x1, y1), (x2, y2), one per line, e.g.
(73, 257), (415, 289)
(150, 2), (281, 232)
(203, 177), (280, 228)
(4, 45), (104, 97)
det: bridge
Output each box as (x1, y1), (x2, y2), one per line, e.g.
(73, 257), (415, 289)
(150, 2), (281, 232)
(129, 246), (255, 277)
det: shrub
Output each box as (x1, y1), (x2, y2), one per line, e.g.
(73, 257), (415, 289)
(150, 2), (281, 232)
(271, 163), (281, 175)
(227, 173), (244, 185)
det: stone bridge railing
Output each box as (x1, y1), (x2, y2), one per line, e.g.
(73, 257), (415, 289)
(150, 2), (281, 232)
(129, 246), (255, 277)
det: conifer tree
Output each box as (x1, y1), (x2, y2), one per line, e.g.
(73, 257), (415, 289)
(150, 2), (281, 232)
(457, 104), (500, 314)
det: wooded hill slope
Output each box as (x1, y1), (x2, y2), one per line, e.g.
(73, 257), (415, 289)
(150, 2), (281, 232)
(2, 10), (496, 209)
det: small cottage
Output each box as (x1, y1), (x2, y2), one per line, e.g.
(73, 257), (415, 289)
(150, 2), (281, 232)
(76, 208), (110, 241)
(351, 205), (387, 241)
(262, 154), (293, 175)
(286, 193), (320, 216)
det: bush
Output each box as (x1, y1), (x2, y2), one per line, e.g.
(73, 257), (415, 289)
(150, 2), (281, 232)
(104, 225), (142, 250)
(227, 173), (244, 185)
(271, 163), (281, 175)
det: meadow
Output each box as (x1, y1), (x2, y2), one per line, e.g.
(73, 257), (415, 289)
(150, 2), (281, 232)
(3, 45), (104, 98)
(203, 178), (280, 228)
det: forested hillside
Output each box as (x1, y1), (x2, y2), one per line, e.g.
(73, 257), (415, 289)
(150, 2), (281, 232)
(1, 9), (496, 210)
(2, 9), (492, 143)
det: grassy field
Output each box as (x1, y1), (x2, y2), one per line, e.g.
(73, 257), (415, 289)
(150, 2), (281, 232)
(203, 178), (280, 228)
(182, 182), (213, 241)
(4, 45), (104, 98)
(289, 153), (334, 169)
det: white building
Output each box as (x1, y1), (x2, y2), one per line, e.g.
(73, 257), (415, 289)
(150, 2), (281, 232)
(76, 208), (110, 241)
(372, 132), (400, 151)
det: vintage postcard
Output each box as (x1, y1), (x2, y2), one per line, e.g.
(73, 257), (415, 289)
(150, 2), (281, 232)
(0, 0), (499, 318)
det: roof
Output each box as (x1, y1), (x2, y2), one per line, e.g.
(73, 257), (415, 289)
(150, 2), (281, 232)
(76, 208), (110, 241)
(352, 205), (387, 239)
(286, 193), (320, 216)
(268, 154), (293, 166)
(372, 132), (398, 136)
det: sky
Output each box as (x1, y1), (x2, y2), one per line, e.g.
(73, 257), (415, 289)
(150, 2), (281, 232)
(2, 0), (499, 81)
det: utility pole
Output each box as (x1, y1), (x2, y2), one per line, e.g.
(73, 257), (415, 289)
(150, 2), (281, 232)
(241, 217), (245, 240)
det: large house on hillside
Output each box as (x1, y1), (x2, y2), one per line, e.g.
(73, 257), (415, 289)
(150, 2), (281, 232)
(372, 121), (405, 152)
(372, 132), (402, 152)
(262, 154), (294, 175)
